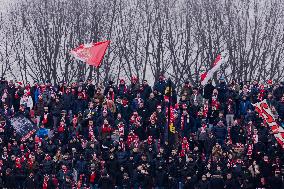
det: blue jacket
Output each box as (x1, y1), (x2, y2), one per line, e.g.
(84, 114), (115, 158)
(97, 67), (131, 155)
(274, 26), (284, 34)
(239, 100), (253, 115)
(153, 81), (166, 94)
(36, 128), (48, 138)
(212, 125), (227, 140)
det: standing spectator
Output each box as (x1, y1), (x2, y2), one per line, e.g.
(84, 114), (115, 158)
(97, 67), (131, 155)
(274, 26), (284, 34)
(140, 80), (152, 101)
(85, 78), (96, 99)
(203, 79), (215, 100)
(180, 81), (193, 99)
(212, 121), (227, 146)
(239, 95), (253, 117)
(117, 79), (128, 98)
(35, 95), (45, 126)
(153, 75), (167, 98)
(217, 76), (228, 104)
(62, 87), (75, 119)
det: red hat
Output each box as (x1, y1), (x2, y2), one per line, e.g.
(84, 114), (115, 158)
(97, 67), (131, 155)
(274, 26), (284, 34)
(267, 80), (273, 85)
(164, 96), (169, 102)
(131, 76), (137, 81)
(16, 157), (21, 163)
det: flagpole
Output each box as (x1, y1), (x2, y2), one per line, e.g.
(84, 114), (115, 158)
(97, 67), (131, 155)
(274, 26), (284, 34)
(167, 78), (172, 147)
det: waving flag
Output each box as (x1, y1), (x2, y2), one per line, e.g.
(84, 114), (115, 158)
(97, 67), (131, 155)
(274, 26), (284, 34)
(200, 53), (226, 86)
(70, 40), (110, 67)
(253, 99), (284, 148)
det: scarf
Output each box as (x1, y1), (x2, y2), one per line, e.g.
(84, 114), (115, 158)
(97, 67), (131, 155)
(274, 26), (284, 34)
(118, 124), (124, 136)
(89, 125), (94, 139)
(43, 113), (49, 124)
(102, 124), (112, 133)
(43, 178), (48, 189)
(181, 114), (189, 130)
(119, 141), (125, 151)
(181, 115), (185, 130)
(107, 92), (115, 101)
(182, 141), (189, 152)
(119, 84), (128, 94)
(15, 162), (22, 169)
(247, 144), (253, 156)
(58, 123), (65, 133)
(258, 89), (265, 101)
(203, 104), (208, 118)
(253, 133), (258, 144)
(27, 159), (33, 170)
(211, 95), (220, 110)
(90, 172), (97, 183)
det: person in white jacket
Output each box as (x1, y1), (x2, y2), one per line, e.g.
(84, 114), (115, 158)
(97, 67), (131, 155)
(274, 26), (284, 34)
(20, 92), (33, 111)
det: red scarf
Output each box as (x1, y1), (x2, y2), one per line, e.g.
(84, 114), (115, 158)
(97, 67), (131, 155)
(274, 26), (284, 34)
(211, 96), (220, 110)
(247, 144), (253, 156)
(119, 141), (125, 151)
(43, 178), (48, 189)
(182, 142), (189, 152)
(58, 123), (65, 133)
(258, 89), (265, 101)
(15, 162), (22, 169)
(27, 159), (33, 170)
(90, 172), (96, 183)
(102, 124), (112, 133)
(203, 104), (208, 118)
(118, 124), (124, 136)
(127, 134), (134, 147)
(43, 114), (48, 124)
(107, 92), (115, 101)
(89, 125), (94, 139)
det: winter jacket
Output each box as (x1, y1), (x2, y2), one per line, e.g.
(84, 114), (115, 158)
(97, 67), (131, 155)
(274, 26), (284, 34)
(212, 125), (227, 141)
(239, 100), (253, 116)
(141, 84), (152, 100)
(72, 99), (87, 115)
(86, 84), (95, 98)
(50, 101), (63, 117)
(35, 100), (45, 116)
(62, 93), (75, 111)
(145, 98), (158, 116)
(217, 82), (228, 103)
(153, 80), (167, 95)
(36, 128), (49, 138)
(203, 84), (215, 100)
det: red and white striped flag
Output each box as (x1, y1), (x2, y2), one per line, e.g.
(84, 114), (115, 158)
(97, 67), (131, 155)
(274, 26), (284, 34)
(253, 100), (284, 148)
(70, 40), (110, 67)
(200, 53), (226, 86)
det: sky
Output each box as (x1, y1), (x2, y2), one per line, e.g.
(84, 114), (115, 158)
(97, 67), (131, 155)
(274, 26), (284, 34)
(0, 0), (14, 13)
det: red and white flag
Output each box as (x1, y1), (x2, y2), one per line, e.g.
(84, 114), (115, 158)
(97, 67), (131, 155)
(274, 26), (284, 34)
(70, 40), (110, 67)
(200, 53), (226, 86)
(253, 99), (284, 148)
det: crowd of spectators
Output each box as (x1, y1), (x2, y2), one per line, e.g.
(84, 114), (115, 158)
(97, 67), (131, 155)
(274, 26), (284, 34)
(0, 75), (283, 189)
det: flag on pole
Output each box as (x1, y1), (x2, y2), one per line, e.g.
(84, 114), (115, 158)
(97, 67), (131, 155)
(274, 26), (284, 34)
(253, 99), (284, 148)
(70, 40), (110, 67)
(200, 53), (226, 86)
